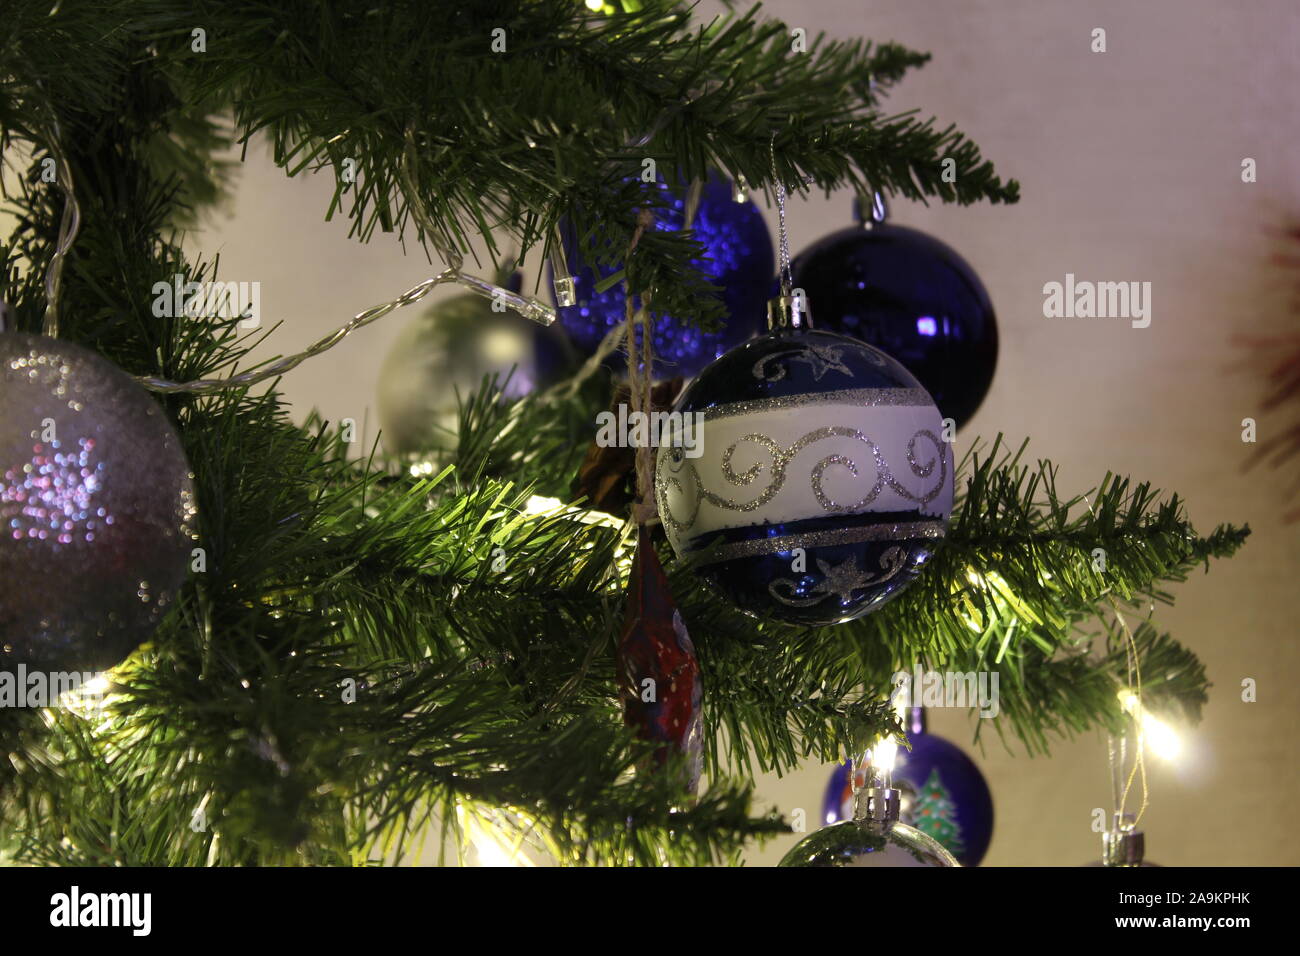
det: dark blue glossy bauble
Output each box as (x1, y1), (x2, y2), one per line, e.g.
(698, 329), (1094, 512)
(546, 172), (773, 380)
(654, 326), (952, 626)
(821, 712), (994, 866)
(790, 216), (997, 429)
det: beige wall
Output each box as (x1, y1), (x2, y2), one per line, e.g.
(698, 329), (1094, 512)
(12, 0), (1296, 864)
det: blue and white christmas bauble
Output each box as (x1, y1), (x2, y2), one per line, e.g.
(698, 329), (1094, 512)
(653, 324), (953, 625)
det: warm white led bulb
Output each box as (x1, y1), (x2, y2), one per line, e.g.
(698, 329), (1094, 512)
(1142, 712), (1181, 760)
(869, 737), (899, 774)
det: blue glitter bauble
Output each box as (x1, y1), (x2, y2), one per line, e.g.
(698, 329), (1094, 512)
(791, 212), (997, 429)
(654, 325), (952, 626)
(546, 172), (773, 379)
(821, 710), (994, 865)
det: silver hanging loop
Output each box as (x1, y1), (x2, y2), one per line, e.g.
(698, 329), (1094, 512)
(855, 190), (889, 229)
(870, 190), (889, 225)
(41, 128), (81, 339)
(769, 133), (793, 297)
(765, 133), (812, 330)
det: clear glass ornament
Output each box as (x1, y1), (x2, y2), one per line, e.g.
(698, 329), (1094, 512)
(779, 748), (959, 868)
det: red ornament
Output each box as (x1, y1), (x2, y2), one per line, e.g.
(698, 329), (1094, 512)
(617, 525), (702, 791)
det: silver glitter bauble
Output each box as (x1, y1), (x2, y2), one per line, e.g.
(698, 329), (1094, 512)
(1, 332), (196, 672)
(779, 818), (959, 868)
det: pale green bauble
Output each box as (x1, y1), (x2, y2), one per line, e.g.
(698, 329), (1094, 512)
(376, 271), (535, 455)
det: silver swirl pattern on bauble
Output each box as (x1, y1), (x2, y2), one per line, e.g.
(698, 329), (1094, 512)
(657, 427), (948, 535)
(767, 547), (908, 608)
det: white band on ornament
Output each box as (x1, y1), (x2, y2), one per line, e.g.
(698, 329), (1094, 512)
(656, 399), (953, 549)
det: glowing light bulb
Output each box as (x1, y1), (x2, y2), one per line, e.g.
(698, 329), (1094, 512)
(523, 494), (626, 529)
(869, 737), (898, 774)
(523, 494), (564, 515)
(1142, 712), (1181, 760)
(457, 804), (534, 867)
(78, 675), (110, 699)
(57, 674), (112, 717)
(474, 839), (518, 867)
(1116, 689), (1181, 761)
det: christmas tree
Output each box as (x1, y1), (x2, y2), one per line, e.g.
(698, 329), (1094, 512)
(0, 0), (1247, 867)
(911, 768), (965, 859)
